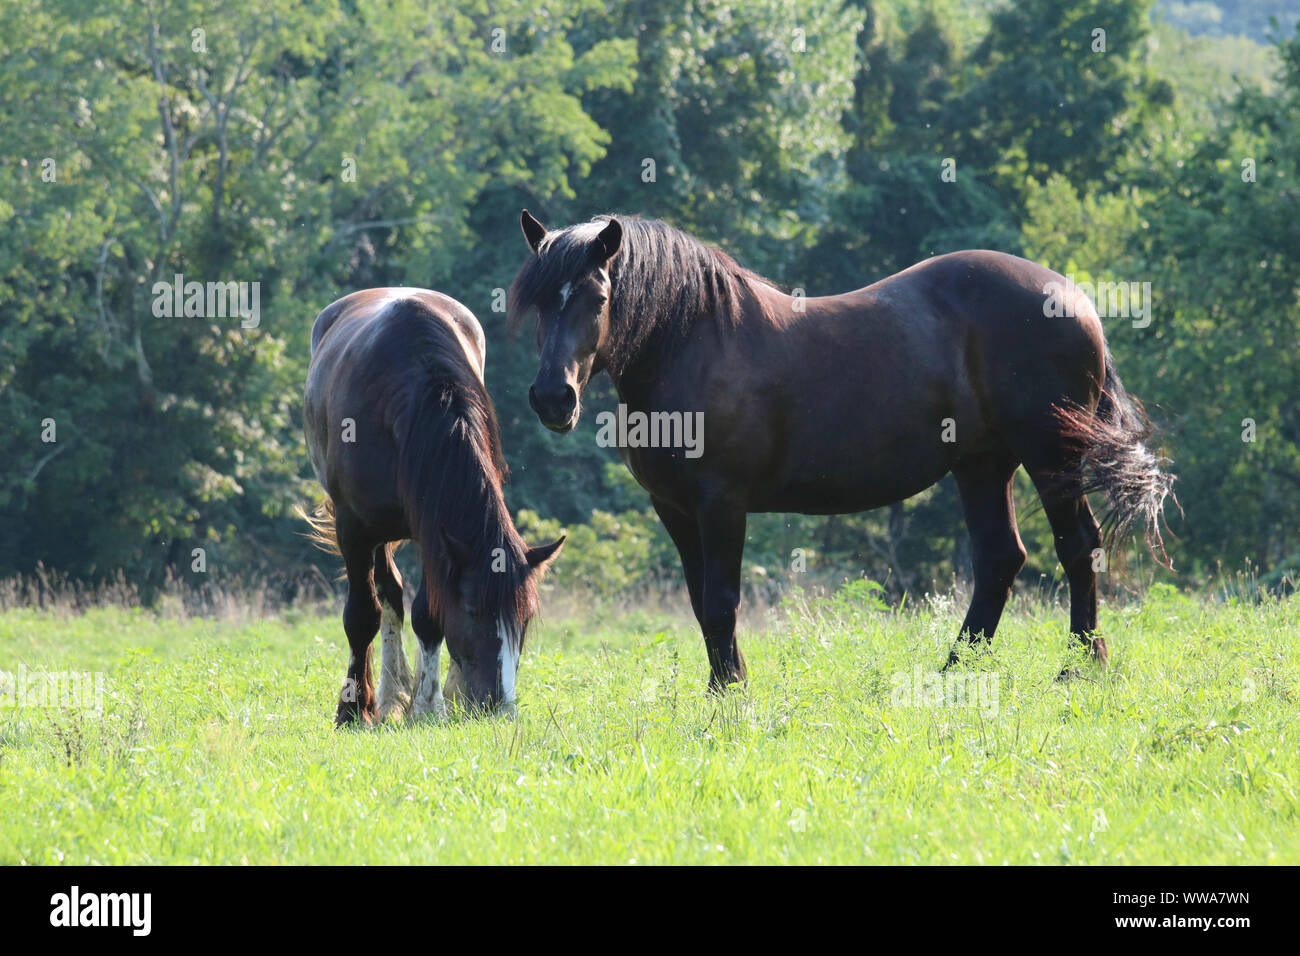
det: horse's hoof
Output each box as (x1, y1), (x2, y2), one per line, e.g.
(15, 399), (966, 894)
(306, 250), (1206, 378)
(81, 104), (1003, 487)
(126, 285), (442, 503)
(335, 700), (378, 728)
(1056, 636), (1110, 682)
(375, 690), (412, 724)
(706, 672), (747, 696)
(410, 697), (447, 722)
(1090, 636), (1110, 667)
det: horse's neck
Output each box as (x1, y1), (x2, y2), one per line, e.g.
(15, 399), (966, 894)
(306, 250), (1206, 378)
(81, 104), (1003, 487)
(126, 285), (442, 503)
(480, 486), (518, 552)
(432, 415), (518, 556)
(607, 285), (785, 402)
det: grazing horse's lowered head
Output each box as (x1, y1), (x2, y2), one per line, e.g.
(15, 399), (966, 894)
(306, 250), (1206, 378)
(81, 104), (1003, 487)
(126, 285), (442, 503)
(422, 483), (565, 716)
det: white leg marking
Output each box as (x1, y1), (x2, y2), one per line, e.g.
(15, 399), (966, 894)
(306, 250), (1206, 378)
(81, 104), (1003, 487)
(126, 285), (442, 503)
(410, 639), (445, 718)
(375, 602), (413, 722)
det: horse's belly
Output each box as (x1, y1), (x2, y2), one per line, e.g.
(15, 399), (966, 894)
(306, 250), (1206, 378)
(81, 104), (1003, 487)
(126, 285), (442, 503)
(755, 459), (950, 515)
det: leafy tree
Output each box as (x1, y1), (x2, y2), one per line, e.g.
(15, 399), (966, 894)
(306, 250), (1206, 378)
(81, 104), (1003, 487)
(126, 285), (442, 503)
(1122, 27), (1300, 575)
(0, 0), (633, 589)
(946, 0), (1171, 198)
(0, 0), (1295, 599)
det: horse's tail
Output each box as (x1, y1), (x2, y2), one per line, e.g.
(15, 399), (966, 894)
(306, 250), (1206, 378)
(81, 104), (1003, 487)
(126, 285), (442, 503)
(1057, 352), (1177, 569)
(295, 495), (340, 555)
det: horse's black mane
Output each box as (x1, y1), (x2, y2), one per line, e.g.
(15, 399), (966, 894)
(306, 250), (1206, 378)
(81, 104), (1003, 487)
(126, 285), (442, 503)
(391, 304), (532, 644)
(507, 215), (775, 377)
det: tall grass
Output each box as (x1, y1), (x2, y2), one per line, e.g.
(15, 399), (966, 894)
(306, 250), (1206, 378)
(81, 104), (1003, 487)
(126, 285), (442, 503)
(0, 578), (1295, 864)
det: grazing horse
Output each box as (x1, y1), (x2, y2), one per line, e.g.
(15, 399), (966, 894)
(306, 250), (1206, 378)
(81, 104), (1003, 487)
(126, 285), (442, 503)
(508, 211), (1173, 689)
(303, 288), (563, 725)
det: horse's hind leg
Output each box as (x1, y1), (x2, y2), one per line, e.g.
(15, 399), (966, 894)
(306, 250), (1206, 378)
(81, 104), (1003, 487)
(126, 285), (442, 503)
(373, 543), (413, 722)
(1028, 469), (1107, 667)
(336, 519), (381, 727)
(946, 453), (1025, 667)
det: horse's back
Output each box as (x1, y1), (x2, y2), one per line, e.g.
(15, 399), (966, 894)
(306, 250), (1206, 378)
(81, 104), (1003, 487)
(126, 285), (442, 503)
(838, 249), (1105, 390)
(304, 288), (487, 522)
(714, 249), (1108, 509)
(871, 250), (1103, 344)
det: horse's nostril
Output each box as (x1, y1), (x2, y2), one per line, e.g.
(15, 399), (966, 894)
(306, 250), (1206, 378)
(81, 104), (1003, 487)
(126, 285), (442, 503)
(530, 382), (576, 422)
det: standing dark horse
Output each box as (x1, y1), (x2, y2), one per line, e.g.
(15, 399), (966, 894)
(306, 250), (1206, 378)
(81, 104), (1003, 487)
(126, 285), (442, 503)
(508, 212), (1173, 689)
(303, 288), (563, 725)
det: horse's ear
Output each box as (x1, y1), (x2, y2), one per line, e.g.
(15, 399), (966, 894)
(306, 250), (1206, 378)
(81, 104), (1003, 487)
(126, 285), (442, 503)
(594, 218), (622, 262)
(525, 535), (565, 573)
(440, 528), (472, 569)
(521, 209), (547, 254)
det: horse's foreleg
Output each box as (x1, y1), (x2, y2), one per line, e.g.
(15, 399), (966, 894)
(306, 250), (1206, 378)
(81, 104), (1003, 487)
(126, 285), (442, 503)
(409, 579), (448, 719)
(373, 544), (413, 723)
(946, 456), (1025, 668)
(697, 503), (748, 692)
(652, 497), (705, 625)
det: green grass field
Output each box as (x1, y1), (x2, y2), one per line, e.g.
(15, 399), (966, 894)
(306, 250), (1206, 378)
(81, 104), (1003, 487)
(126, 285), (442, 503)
(1, 583), (1296, 864)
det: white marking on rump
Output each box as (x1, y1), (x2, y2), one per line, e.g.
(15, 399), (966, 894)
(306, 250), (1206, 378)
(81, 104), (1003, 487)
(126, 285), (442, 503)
(376, 286), (435, 308)
(378, 288), (487, 382)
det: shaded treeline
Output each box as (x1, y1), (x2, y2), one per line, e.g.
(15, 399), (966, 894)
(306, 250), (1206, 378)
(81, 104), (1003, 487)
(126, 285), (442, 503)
(0, 0), (1296, 600)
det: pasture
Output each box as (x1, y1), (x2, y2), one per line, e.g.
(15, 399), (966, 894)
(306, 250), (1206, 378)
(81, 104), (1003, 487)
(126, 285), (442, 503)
(2, 584), (1295, 865)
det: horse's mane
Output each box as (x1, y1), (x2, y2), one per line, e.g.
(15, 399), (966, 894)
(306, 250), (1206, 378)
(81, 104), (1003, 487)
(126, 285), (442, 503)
(391, 304), (533, 644)
(508, 215), (778, 377)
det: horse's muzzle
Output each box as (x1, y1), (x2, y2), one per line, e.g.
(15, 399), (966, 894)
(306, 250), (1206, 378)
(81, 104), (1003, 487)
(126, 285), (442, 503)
(529, 382), (578, 433)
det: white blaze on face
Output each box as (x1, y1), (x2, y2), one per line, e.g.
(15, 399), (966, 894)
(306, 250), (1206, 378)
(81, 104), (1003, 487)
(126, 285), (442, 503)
(559, 282), (573, 309)
(498, 617), (520, 708)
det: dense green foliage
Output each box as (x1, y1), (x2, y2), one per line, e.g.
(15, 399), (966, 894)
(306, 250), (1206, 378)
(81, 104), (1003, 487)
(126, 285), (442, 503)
(1, 589), (1296, 863)
(1, 0), (1296, 599)
(1158, 0), (1298, 41)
